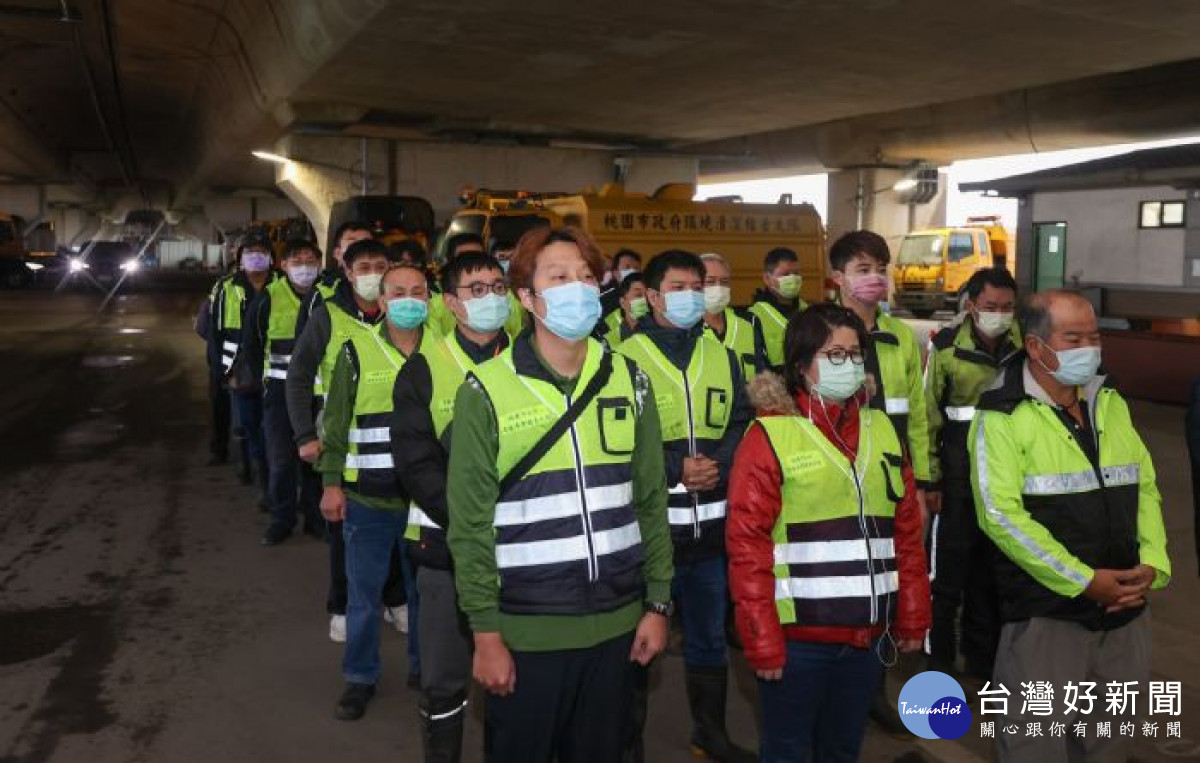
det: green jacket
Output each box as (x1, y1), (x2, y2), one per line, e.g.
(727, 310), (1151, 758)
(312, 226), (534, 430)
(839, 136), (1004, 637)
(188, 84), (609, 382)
(970, 359), (1170, 629)
(923, 317), (1021, 487)
(869, 312), (932, 484)
(447, 332), (673, 652)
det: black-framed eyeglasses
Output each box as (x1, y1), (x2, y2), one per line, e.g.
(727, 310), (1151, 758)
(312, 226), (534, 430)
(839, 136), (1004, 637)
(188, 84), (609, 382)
(455, 281), (509, 299)
(820, 348), (866, 366)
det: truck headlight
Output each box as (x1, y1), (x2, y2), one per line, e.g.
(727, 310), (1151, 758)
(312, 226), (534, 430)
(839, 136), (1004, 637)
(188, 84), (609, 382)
(120, 259), (139, 272)
(69, 258), (89, 272)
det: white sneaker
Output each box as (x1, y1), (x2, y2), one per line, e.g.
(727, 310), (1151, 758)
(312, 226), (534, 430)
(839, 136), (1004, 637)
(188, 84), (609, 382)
(329, 614), (346, 643)
(383, 605), (408, 634)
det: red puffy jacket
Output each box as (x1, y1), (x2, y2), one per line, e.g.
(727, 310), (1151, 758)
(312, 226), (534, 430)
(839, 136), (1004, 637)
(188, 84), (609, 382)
(726, 378), (931, 671)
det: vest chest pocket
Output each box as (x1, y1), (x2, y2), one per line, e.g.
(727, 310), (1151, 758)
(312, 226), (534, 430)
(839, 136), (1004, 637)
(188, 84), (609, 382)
(598, 397), (635, 455)
(705, 387), (730, 430)
(880, 451), (905, 503)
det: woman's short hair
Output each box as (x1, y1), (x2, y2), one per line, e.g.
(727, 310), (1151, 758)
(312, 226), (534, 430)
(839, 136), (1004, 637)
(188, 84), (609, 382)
(507, 226), (605, 293)
(782, 303), (869, 394)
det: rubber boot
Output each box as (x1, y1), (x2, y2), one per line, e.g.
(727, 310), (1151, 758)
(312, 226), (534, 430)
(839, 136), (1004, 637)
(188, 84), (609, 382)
(685, 665), (756, 763)
(420, 695), (466, 763)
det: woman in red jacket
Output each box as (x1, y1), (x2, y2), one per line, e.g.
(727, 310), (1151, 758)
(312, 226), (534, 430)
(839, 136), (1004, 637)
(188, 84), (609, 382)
(727, 303), (930, 762)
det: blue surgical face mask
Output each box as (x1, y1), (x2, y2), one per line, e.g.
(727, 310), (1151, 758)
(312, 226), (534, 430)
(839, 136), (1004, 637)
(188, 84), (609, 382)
(1038, 338), (1101, 386)
(498, 259), (510, 274)
(811, 357), (865, 402)
(534, 281), (601, 342)
(386, 297), (427, 329)
(662, 289), (705, 329)
(464, 292), (510, 333)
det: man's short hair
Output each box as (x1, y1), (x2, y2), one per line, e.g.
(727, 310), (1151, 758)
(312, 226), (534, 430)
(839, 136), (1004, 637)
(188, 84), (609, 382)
(1018, 290), (1091, 341)
(441, 251), (503, 293)
(643, 249), (705, 291)
(282, 238), (320, 259)
(343, 238), (390, 267)
(763, 247), (798, 273)
(333, 221), (372, 247)
(389, 239), (426, 264)
(613, 248), (642, 270)
(618, 272), (645, 299)
(964, 267), (1018, 300)
(829, 230), (890, 271)
(444, 232), (485, 259)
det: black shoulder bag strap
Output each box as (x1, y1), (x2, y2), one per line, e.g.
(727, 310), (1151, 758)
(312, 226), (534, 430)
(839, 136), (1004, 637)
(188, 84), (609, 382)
(497, 351), (615, 497)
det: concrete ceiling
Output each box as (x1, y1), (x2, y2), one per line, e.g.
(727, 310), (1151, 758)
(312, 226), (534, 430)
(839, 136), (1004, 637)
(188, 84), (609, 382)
(2, 0), (1200, 205)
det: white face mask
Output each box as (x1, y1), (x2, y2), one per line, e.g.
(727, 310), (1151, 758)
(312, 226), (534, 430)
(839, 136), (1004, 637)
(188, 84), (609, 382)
(974, 310), (1014, 339)
(704, 285), (731, 314)
(353, 273), (383, 302)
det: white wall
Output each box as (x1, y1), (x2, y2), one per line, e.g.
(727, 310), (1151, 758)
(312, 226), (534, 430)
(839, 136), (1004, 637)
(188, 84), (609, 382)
(1032, 185), (1187, 287)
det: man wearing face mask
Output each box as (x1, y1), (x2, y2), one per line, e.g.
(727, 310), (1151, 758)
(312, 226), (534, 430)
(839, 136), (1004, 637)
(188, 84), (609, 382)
(212, 234), (276, 499)
(618, 250), (755, 763)
(701, 252), (765, 382)
(600, 248), (643, 318)
(970, 290), (1170, 763)
(748, 247), (806, 372)
(391, 251), (511, 762)
(319, 262), (437, 721)
(597, 272), (647, 349)
(922, 267), (1020, 680)
(243, 238), (325, 546)
(286, 237), (407, 643)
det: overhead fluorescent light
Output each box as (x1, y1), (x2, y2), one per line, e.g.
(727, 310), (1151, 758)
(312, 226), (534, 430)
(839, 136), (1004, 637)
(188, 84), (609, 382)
(251, 150), (291, 164)
(892, 177), (918, 192)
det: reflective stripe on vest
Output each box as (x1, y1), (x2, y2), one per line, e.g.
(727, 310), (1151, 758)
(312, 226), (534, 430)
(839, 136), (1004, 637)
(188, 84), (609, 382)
(470, 339), (645, 615)
(944, 405), (976, 422)
(1021, 464), (1139, 496)
(618, 333), (734, 545)
(758, 410), (903, 628)
(264, 278), (301, 382)
(884, 397), (909, 415)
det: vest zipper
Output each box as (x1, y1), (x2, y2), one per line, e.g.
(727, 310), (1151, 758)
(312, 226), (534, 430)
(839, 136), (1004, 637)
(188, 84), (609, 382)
(681, 366), (701, 541)
(566, 392), (599, 582)
(850, 465), (878, 625)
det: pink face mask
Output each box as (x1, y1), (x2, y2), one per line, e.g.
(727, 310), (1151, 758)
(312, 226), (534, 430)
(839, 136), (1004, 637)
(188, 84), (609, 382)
(847, 273), (889, 305)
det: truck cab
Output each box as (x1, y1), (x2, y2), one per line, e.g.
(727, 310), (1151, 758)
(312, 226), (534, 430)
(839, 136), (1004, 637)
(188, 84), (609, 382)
(893, 217), (1011, 317)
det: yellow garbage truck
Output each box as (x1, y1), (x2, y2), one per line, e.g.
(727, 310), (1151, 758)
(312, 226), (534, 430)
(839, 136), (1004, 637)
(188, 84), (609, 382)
(892, 215), (1013, 317)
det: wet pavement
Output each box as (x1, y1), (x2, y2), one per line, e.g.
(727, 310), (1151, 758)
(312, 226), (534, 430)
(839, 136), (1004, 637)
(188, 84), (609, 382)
(0, 281), (1196, 762)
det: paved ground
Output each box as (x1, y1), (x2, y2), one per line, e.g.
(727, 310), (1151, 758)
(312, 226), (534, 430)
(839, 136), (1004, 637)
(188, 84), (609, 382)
(0, 282), (1196, 762)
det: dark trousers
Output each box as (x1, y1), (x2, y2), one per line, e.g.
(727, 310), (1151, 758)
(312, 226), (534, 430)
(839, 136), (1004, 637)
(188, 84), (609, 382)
(758, 639), (883, 763)
(485, 631), (635, 763)
(416, 566), (472, 704)
(929, 483), (1001, 677)
(208, 368), (230, 460)
(262, 384), (321, 533)
(672, 554), (730, 668)
(231, 390), (266, 466)
(327, 517), (405, 615)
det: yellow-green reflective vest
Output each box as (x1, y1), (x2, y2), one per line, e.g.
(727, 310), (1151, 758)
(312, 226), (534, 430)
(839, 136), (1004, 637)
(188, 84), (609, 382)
(317, 302), (378, 399)
(869, 312), (931, 482)
(706, 308), (758, 382)
(341, 326), (434, 498)
(618, 332), (735, 549)
(216, 275), (258, 373)
(748, 299), (805, 370)
(263, 278), (302, 382)
(758, 409), (904, 627)
(405, 335), (484, 544)
(469, 338), (645, 614)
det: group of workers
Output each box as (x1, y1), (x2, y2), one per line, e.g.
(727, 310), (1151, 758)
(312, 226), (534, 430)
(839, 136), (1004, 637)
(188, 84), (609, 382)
(203, 219), (1171, 763)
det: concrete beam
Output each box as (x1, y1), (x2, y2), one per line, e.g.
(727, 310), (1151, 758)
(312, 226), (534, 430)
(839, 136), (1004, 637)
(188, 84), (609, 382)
(696, 59), (1200, 178)
(272, 134), (698, 248)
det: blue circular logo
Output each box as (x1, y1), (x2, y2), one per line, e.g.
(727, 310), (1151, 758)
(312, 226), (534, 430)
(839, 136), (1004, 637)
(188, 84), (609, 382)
(897, 671), (972, 739)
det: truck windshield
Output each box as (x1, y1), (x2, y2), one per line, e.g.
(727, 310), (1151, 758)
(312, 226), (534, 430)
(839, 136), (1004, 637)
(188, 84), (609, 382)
(897, 234), (944, 266)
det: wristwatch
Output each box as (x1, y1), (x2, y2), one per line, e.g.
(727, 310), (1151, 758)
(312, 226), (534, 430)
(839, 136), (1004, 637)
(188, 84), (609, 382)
(644, 600), (675, 618)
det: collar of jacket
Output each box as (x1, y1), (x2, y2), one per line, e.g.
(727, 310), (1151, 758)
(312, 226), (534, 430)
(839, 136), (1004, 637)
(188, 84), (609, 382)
(510, 328), (590, 386)
(454, 327), (508, 364)
(752, 288), (800, 317)
(635, 314), (704, 370)
(980, 351), (1111, 413)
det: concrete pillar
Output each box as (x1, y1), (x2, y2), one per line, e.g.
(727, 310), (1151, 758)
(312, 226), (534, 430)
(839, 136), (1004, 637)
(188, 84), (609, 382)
(272, 134), (699, 251)
(826, 167), (946, 255)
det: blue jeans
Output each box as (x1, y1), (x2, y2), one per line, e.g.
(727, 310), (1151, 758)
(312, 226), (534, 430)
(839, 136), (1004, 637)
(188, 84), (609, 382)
(672, 555), (729, 667)
(758, 639), (883, 763)
(342, 499), (408, 685)
(231, 390), (265, 464)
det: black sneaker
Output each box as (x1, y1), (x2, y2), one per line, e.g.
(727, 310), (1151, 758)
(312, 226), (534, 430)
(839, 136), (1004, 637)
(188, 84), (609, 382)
(261, 525), (292, 547)
(335, 683), (376, 721)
